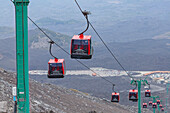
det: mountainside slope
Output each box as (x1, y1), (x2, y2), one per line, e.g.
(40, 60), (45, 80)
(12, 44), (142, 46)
(0, 68), (145, 113)
(28, 28), (71, 49)
(0, 31), (170, 71)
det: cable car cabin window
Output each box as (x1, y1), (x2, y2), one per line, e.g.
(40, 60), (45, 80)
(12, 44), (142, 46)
(72, 39), (89, 54)
(111, 94), (119, 102)
(71, 38), (92, 59)
(129, 92), (138, 102)
(48, 63), (64, 78)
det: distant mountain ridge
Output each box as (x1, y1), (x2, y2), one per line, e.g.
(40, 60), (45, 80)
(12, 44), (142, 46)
(0, 28), (170, 71)
(3, 0), (170, 42)
(34, 18), (79, 26)
(29, 28), (71, 49)
(153, 31), (170, 40)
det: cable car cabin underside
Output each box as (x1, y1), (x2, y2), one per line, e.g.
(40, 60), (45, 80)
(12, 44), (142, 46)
(48, 71), (64, 78)
(71, 35), (93, 59)
(48, 59), (65, 78)
(129, 97), (138, 102)
(71, 53), (92, 59)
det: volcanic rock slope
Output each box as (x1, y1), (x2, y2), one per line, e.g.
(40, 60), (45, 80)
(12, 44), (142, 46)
(0, 68), (152, 113)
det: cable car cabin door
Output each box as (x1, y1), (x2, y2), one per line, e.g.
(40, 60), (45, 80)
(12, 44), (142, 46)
(71, 35), (92, 59)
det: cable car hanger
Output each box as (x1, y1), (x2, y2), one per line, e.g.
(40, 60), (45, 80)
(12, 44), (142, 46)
(132, 81), (137, 90)
(78, 10), (90, 35)
(75, 0), (91, 35)
(143, 80), (150, 89)
(49, 40), (57, 59)
(112, 84), (116, 93)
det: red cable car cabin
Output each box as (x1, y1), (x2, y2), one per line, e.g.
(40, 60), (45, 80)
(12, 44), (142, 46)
(129, 89), (138, 102)
(157, 100), (161, 105)
(161, 108), (164, 111)
(143, 103), (147, 108)
(159, 104), (163, 108)
(71, 34), (93, 59)
(48, 58), (66, 78)
(145, 90), (151, 97)
(111, 92), (120, 102)
(149, 101), (152, 106)
(152, 103), (157, 108)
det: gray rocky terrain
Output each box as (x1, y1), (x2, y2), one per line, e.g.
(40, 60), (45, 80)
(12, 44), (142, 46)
(0, 68), (153, 113)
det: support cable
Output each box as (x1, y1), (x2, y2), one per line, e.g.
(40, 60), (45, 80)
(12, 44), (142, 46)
(74, 0), (133, 79)
(112, 84), (116, 92)
(78, 10), (90, 35)
(133, 81), (137, 90)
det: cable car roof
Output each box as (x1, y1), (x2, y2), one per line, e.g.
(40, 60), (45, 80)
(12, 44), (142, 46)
(112, 92), (119, 95)
(48, 59), (64, 64)
(145, 90), (151, 92)
(72, 35), (91, 40)
(129, 89), (138, 92)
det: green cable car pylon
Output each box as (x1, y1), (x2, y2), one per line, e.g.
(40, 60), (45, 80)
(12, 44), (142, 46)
(13, 0), (30, 112)
(131, 79), (149, 113)
(150, 96), (159, 113)
(165, 83), (170, 113)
